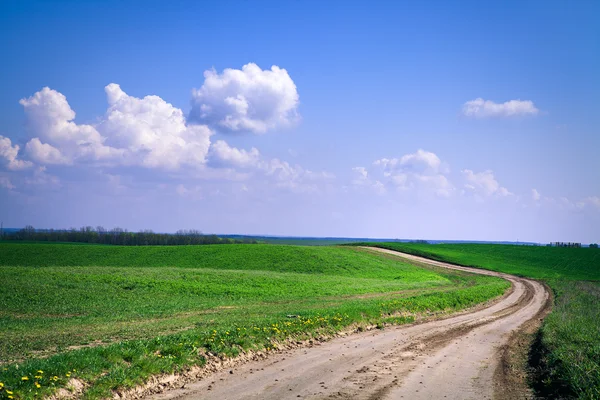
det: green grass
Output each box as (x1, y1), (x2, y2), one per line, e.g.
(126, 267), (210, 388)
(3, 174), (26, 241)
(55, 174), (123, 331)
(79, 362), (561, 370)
(0, 242), (508, 399)
(354, 242), (600, 280)
(358, 242), (600, 399)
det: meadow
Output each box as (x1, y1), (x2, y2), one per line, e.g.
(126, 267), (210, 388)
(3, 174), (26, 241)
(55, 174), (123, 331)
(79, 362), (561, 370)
(358, 242), (600, 399)
(0, 243), (508, 399)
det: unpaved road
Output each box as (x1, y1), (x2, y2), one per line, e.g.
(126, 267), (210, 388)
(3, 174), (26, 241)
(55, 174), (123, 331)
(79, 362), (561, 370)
(148, 248), (550, 400)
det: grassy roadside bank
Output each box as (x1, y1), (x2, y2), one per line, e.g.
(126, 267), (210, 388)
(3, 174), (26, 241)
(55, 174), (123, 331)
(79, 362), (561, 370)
(357, 242), (600, 399)
(0, 243), (508, 399)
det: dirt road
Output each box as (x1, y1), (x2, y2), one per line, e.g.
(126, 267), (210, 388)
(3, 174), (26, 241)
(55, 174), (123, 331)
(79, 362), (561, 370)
(148, 247), (550, 400)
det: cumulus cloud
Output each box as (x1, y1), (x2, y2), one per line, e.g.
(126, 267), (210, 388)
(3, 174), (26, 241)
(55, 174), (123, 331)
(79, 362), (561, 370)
(18, 85), (213, 170)
(373, 150), (453, 197)
(532, 188), (541, 201)
(208, 140), (261, 168)
(462, 98), (539, 118)
(20, 88), (122, 163)
(25, 138), (70, 165)
(462, 169), (512, 197)
(0, 135), (34, 170)
(189, 63), (299, 133)
(100, 83), (213, 169)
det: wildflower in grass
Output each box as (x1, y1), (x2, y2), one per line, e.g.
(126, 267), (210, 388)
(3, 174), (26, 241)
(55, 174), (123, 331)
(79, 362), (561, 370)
(21, 376), (29, 381)
(35, 382), (41, 388)
(65, 373), (71, 377)
(0, 382), (3, 389)
(37, 370), (43, 374)
(6, 390), (13, 394)
(8, 396), (14, 399)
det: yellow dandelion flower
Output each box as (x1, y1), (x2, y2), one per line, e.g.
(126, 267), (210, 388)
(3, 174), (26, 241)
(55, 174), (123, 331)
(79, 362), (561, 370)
(35, 382), (41, 388)
(7, 390), (14, 394)
(66, 373), (71, 377)
(37, 370), (43, 374)
(22, 376), (29, 380)
(0, 382), (4, 388)
(9, 396), (14, 399)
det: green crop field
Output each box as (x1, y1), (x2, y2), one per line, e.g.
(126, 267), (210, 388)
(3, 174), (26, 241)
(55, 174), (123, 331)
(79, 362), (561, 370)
(358, 242), (600, 399)
(0, 243), (508, 399)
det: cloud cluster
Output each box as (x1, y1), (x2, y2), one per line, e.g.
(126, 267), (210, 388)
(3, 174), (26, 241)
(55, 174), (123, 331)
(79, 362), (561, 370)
(351, 166), (386, 195)
(20, 88), (122, 165)
(462, 98), (539, 118)
(0, 135), (33, 170)
(11, 62), (301, 175)
(462, 169), (512, 197)
(208, 140), (261, 169)
(208, 140), (334, 193)
(18, 85), (217, 170)
(0, 63), (335, 197)
(189, 63), (299, 133)
(373, 149), (453, 197)
(352, 150), (523, 202)
(101, 84), (213, 169)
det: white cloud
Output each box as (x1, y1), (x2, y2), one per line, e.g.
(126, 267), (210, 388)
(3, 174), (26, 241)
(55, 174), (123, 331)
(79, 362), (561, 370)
(206, 139), (334, 193)
(462, 98), (539, 118)
(462, 169), (512, 197)
(374, 150), (442, 175)
(263, 158), (333, 192)
(25, 138), (70, 165)
(373, 150), (453, 197)
(0, 135), (34, 170)
(101, 83), (213, 170)
(351, 166), (386, 195)
(532, 188), (541, 201)
(351, 166), (369, 183)
(20, 88), (122, 163)
(189, 63), (299, 134)
(208, 140), (261, 168)
(19, 85), (213, 170)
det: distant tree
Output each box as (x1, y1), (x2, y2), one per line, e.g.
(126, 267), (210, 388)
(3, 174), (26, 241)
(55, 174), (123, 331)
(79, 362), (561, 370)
(590, 243), (599, 249)
(3, 225), (256, 246)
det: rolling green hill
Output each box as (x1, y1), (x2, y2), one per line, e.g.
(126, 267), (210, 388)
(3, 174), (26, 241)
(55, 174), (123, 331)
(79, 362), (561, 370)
(0, 242), (507, 399)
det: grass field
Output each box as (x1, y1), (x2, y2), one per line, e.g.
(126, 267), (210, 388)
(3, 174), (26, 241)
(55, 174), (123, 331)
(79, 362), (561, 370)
(358, 242), (600, 399)
(0, 243), (508, 399)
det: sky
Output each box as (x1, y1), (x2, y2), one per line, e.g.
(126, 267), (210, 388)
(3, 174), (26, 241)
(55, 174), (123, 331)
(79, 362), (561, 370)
(0, 0), (599, 243)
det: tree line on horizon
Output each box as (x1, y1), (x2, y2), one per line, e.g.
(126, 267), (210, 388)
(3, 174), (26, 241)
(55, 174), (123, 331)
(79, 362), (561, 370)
(0, 225), (258, 246)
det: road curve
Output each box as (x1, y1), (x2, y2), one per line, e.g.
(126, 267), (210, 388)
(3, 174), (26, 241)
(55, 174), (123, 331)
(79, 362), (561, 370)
(147, 247), (550, 400)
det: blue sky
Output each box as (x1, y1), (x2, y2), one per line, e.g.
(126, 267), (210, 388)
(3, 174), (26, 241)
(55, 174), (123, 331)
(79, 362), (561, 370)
(1, 0), (598, 243)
